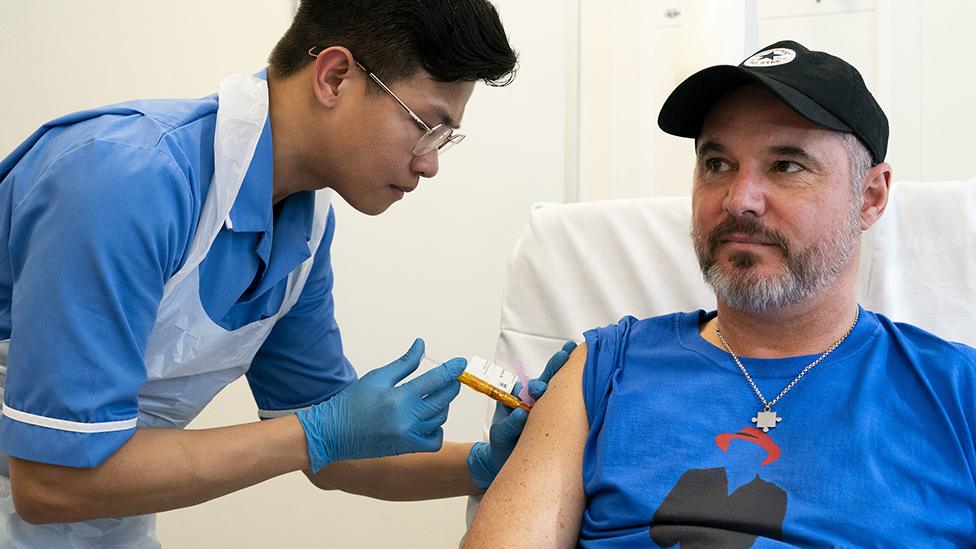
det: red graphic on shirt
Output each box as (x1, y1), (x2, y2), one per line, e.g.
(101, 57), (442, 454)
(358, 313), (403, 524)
(714, 427), (781, 466)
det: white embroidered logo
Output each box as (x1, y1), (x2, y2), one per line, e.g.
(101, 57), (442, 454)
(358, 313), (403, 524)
(743, 48), (796, 67)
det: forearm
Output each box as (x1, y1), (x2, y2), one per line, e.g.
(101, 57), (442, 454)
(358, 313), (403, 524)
(308, 441), (479, 500)
(9, 415), (309, 524)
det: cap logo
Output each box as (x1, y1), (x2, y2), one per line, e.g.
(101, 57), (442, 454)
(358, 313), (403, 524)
(743, 48), (796, 68)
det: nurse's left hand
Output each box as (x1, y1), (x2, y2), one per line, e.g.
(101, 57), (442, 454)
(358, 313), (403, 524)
(466, 340), (578, 490)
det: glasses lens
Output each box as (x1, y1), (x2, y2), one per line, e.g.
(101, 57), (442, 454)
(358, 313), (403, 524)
(413, 124), (455, 156)
(437, 134), (465, 154)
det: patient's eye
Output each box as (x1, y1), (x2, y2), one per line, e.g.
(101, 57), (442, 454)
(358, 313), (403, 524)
(773, 160), (804, 174)
(702, 158), (731, 173)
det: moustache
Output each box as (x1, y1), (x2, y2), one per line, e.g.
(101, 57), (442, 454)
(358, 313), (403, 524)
(705, 217), (791, 258)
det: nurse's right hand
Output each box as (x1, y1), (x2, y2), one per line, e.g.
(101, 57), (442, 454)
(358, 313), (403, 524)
(296, 338), (465, 473)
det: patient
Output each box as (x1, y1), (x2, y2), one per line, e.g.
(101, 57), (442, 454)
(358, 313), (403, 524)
(465, 40), (976, 547)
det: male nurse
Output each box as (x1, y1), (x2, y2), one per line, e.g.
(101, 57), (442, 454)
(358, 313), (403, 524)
(0, 1), (572, 546)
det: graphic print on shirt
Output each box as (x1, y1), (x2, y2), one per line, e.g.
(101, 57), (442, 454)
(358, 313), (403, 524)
(650, 427), (787, 548)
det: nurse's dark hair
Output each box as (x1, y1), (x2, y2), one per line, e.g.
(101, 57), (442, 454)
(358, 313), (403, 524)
(268, 0), (518, 86)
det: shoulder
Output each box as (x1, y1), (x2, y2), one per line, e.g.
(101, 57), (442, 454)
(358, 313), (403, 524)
(14, 97), (221, 215)
(32, 97), (217, 187)
(868, 311), (976, 391)
(9, 130), (204, 277)
(871, 311), (976, 365)
(22, 138), (192, 220)
(584, 311), (694, 352)
(865, 312), (976, 451)
(580, 311), (699, 416)
(86, 97), (218, 179)
(122, 96), (219, 132)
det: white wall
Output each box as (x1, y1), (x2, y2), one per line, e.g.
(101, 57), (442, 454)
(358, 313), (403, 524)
(0, 1), (569, 547)
(577, 0), (976, 201)
(0, 1), (296, 154)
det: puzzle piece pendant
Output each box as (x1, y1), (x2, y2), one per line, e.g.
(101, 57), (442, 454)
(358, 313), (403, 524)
(752, 410), (783, 432)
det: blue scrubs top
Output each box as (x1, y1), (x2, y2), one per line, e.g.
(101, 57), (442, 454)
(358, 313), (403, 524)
(0, 73), (356, 468)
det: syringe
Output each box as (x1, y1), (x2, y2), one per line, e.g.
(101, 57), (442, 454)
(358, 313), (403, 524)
(423, 354), (531, 412)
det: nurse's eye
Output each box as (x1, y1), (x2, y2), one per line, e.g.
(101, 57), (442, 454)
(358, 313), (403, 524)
(773, 160), (804, 173)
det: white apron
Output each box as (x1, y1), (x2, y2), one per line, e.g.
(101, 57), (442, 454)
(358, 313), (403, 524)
(0, 73), (331, 548)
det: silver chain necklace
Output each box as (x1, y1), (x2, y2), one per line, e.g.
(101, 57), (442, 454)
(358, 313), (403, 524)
(715, 308), (859, 432)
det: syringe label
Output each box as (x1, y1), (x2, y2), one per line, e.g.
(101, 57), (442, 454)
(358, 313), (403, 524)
(466, 356), (518, 394)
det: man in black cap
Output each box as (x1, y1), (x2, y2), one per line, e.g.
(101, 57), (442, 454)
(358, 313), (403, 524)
(465, 41), (976, 547)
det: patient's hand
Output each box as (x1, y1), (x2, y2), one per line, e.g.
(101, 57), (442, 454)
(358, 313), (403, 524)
(464, 344), (589, 549)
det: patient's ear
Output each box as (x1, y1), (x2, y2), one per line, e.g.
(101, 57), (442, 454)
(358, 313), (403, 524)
(858, 162), (892, 231)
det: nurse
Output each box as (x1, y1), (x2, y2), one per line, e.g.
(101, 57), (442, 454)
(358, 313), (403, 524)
(0, 1), (571, 546)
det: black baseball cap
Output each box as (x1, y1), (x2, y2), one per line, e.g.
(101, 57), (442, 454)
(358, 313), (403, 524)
(658, 40), (888, 164)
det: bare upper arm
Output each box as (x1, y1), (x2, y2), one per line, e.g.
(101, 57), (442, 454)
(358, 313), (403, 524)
(464, 343), (590, 548)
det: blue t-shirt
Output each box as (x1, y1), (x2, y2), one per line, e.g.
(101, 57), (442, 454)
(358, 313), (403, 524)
(0, 80), (356, 468)
(581, 309), (976, 547)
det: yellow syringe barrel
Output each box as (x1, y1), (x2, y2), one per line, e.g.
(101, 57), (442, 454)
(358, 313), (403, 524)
(457, 371), (531, 412)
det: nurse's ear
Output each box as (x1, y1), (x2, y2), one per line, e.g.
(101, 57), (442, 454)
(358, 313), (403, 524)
(309, 46), (358, 109)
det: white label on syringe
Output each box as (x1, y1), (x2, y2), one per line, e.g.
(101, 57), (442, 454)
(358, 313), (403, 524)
(466, 356), (518, 393)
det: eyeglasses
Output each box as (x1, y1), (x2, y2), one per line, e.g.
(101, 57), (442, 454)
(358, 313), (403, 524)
(307, 47), (466, 156)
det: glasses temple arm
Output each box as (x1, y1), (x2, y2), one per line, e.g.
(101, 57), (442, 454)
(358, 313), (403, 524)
(357, 65), (431, 132)
(309, 48), (433, 133)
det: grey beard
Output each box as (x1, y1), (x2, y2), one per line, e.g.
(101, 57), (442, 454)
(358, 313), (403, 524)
(695, 215), (861, 313)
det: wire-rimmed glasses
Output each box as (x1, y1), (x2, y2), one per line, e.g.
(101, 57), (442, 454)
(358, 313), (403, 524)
(307, 47), (466, 156)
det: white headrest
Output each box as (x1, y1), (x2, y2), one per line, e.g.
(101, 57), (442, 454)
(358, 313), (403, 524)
(494, 180), (976, 378)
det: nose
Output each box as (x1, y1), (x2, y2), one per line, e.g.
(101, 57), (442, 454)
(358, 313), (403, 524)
(723, 170), (767, 218)
(410, 149), (439, 179)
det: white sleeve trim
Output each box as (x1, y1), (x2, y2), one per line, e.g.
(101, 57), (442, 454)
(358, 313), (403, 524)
(257, 406), (309, 419)
(2, 404), (137, 433)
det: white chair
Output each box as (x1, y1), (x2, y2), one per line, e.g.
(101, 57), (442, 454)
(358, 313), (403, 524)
(465, 179), (976, 524)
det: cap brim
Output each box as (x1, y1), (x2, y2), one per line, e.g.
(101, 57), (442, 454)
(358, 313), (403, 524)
(658, 65), (852, 138)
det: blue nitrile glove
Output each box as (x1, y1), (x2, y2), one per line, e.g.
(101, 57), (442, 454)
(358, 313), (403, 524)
(297, 339), (465, 473)
(466, 340), (578, 489)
